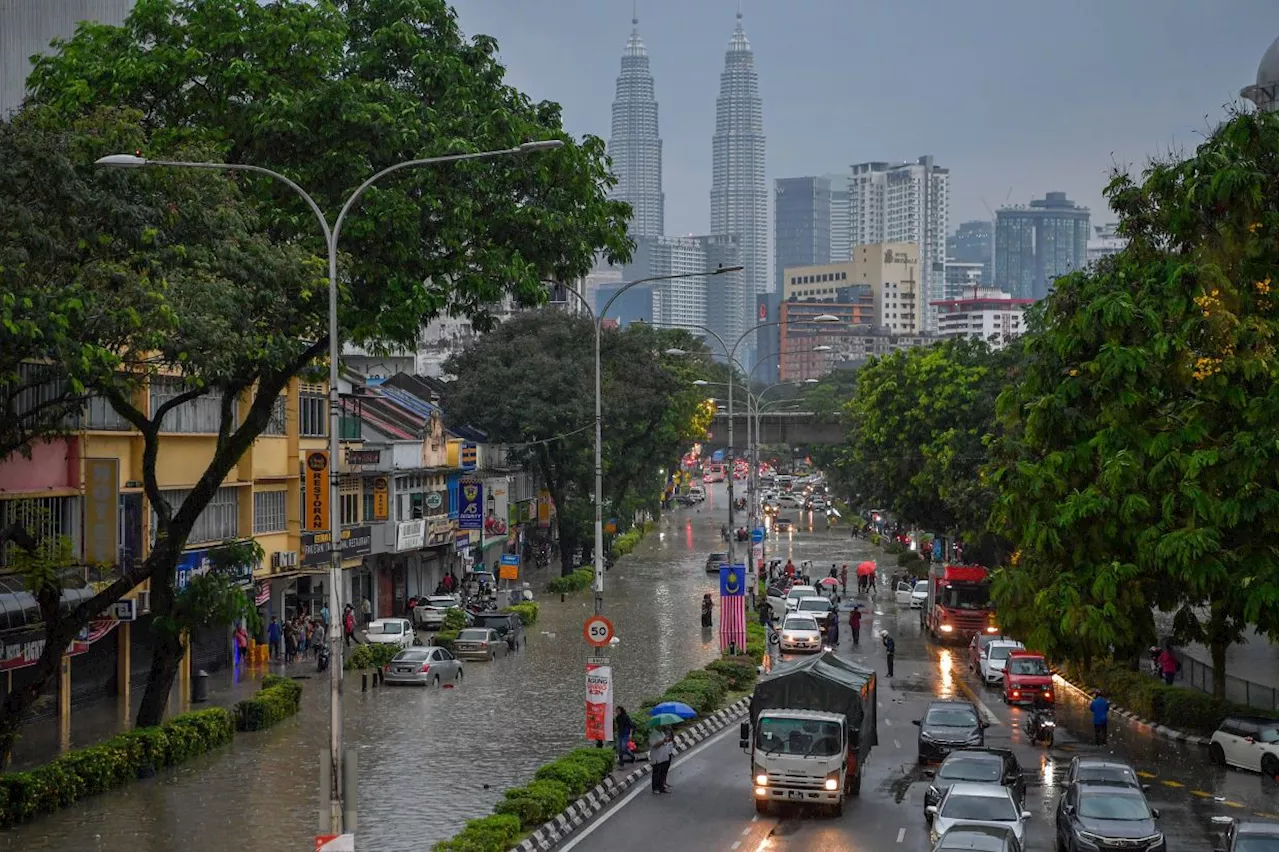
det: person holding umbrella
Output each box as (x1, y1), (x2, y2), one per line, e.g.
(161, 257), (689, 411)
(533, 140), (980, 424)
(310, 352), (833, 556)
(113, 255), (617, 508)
(649, 724), (675, 793)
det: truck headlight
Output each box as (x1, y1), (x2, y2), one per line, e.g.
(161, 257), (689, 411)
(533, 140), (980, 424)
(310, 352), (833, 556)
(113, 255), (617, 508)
(940, 624), (954, 633)
(985, 625), (999, 634)
(755, 774), (768, 786)
(824, 778), (839, 791)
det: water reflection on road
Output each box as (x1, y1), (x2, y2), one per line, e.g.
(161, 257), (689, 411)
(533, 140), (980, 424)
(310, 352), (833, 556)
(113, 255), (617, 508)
(7, 484), (849, 852)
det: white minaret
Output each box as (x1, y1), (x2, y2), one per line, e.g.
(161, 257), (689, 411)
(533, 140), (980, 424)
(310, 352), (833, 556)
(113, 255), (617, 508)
(606, 12), (664, 237)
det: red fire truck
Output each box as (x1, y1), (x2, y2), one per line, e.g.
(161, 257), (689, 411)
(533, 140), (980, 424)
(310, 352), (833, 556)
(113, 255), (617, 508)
(920, 563), (1000, 643)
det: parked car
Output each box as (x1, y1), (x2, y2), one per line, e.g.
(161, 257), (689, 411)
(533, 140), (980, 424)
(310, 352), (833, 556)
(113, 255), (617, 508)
(778, 614), (823, 654)
(969, 633), (1017, 671)
(451, 627), (508, 661)
(363, 618), (417, 650)
(414, 595), (464, 630)
(910, 579), (930, 608)
(383, 647), (462, 686)
(1055, 778), (1164, 852)
(471, 611), (525, 651)
(1211, 816), (1280, 852)
(977, 640), (1025, 686)
(924, 748), (1026, 821)
(688, 485), (706, 502)
(794, 596), (836, 630)
(706, 552), (730, 573)
(932, 824), (1022, 852)
(927, 783), (1031, 848)
(1210, 716), (1279, 777)
(783, 585), (819, 615)
(1064, 757), (1145, 790)
(914, 700), (988, 764)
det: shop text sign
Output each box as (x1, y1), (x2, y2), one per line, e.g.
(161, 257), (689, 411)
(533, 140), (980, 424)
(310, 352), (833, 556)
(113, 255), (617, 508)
(304, 451), (330, 532)
(301, 525), (372, 566)
(458, 479), (484, 530)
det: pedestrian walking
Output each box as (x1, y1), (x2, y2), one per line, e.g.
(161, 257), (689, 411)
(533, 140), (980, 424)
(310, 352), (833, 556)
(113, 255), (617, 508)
(284, 622), (298, 663)
(650, 726), (674, 793)
(343, 605), (357, 647)
(361, 596), (373, 626)
(233, 623), (249, 666)
(310, 621), (325, 659)
(880, 630), (895, 677)
(826, 615), (839, 647)
(267, 616), (282, 661)
(615, 707), (636, 765)
(1157, 642), (1180, 686)
(849, 608), (862, 645)
(1090, 689), (1110, 745)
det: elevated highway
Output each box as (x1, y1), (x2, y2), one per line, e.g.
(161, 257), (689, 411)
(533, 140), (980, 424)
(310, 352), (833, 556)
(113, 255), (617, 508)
(706, 410), (844, 445)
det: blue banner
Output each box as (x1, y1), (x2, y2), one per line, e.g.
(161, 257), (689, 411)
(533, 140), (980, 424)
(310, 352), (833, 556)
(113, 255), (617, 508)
(458, 479), (484, 530)
(719, 564), (747, 597)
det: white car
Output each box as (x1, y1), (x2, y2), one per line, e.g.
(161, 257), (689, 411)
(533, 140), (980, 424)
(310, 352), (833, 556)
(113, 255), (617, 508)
(778, 614), (823, 653)
(784, 584), (819, 614)
(363, 618), (417, 649)
(911, 580), (931, 608)
(777, 494), (805, 509)
(927, 782), (1031, 848)
(1210, 716), (1279, 776)
(414, 595), (463, 630)
(978, 640), (1025, 686)
(688, 486), (706, 502)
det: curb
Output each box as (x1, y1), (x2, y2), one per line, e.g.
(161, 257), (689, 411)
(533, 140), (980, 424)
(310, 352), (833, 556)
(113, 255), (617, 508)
(510, 696), (751, 852)
(1052, 668), (1213, 746)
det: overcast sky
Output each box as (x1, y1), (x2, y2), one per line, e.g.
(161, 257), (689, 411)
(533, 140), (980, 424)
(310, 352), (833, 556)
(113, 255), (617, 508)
(454, 0), (1275, 235)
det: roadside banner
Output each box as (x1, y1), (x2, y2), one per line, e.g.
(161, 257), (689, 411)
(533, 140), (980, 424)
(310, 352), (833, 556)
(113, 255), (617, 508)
(585, 660), (614, 742)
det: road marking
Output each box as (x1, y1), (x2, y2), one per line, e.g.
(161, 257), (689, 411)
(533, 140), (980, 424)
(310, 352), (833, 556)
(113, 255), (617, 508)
(954, 676), (1001, 726)
(1224, 800), (1245, 808)
(1137, 770), (1157, 779)
(731, 843), (741, 850)
(1191, 790), (1213, 798)
(885, 718), (892, 727)
(896, 828), (905, 843)
(558, 722), (744, 851)
(1160, 780), (1183, 788)
(1256, 812), (1278, 819)
(742, 827), (751, 835)
(751, 815), (758, 823)
(894, 739), (901, 749)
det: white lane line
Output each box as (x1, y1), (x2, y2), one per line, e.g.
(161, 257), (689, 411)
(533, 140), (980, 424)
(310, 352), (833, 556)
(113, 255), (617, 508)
(558, 722), (744, 851)
(894, 739), (901, 749)
(741, 827), (751, 835)
(896, 827), (906, 843)
(751, 815), (759, 823)
(884, 718), (892, 726)
(731, 843), (741, 850)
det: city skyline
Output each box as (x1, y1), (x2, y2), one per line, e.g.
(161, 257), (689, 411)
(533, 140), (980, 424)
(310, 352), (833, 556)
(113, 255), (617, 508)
(606, 14), (664, 238)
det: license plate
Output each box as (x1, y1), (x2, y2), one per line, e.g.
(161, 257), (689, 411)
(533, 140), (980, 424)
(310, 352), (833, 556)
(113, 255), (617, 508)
(458, 644), (475, 650)
(787, 790), (803, 800)
(396, 667), (414, 673)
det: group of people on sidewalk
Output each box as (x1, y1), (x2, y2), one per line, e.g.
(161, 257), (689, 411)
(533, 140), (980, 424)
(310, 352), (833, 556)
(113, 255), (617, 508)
(264, 603), (361, 663)
(611, 706), (674, 794)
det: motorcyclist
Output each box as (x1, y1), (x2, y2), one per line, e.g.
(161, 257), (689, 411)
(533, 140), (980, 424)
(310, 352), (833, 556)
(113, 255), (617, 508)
(1027, 691), (1054, 736)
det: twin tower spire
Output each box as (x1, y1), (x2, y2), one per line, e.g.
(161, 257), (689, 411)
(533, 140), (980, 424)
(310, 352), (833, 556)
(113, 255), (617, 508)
(606, 9), (768, 302)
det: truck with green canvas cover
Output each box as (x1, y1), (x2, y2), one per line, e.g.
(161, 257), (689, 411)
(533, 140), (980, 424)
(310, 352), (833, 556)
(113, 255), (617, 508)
(740, 651), (878, 816)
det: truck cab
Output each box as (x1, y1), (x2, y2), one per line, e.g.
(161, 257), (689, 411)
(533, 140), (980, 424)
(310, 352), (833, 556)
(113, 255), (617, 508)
(742, 710), (851, 816)
(1002, 651), (1054, 706)
(922, 564), (1000, 643)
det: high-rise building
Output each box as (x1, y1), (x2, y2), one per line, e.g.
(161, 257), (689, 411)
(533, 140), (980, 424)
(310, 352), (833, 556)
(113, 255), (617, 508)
(847, 158), (949, 334)
(827, 177), (852, 263)
(947, 220), (993, 283)
(943, 261), (985, 301)
(1, 0), (135, 116)
(710, 9), (766, 366)
(932, 288), (1033, 349)
(850, 243), (923, 335)
(994, 192), (1090, 301)
(1241, 37), (1278, 114)
(1086, 223), (1126, 267)
(606, 14), (664, 238)
(766, 177), (832, 382)
(698, 234), (747, 359)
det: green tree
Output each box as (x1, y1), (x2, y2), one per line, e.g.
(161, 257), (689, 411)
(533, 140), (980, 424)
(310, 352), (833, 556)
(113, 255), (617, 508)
(988, 110), (1278, 690)
(7, 0), (629, 731)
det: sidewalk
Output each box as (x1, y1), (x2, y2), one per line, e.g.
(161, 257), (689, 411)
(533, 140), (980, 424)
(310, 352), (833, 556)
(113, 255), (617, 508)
(1154, 611), (1278, 709)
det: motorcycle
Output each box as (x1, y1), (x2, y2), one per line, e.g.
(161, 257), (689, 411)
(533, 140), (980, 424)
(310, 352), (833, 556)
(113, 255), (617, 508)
(1023, 709), (1055, 746)
(316, 644), (331, 673)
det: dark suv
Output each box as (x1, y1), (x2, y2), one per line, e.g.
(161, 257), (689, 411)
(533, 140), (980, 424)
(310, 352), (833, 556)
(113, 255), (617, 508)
(471, 612), (525, 651)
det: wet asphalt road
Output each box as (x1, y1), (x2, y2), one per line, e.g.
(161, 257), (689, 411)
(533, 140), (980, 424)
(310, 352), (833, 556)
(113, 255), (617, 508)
(555, 491), (1279, 852)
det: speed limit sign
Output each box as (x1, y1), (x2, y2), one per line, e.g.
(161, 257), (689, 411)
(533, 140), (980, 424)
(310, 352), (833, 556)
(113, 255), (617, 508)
(583, 616), (614, 648)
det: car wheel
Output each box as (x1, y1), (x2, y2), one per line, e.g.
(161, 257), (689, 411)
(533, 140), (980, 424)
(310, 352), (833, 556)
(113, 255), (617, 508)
(917, 753), (927, 766)
(432, 675), (440, 686)
(455, 668), (463, 682)
(1209, 742), (1226, 766)
(1262, 753), (1277, 778)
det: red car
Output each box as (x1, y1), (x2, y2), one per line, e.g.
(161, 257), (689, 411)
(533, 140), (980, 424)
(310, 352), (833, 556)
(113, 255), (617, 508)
(1003, 651), (1054, 706)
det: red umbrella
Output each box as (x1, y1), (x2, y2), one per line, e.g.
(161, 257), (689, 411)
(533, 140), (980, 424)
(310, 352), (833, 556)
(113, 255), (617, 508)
(816, 577), (839, 587)
(856, 561), (876, 577)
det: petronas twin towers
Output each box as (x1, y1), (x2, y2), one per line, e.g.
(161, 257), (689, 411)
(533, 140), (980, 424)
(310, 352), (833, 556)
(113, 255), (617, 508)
(606, 11), (767, 352)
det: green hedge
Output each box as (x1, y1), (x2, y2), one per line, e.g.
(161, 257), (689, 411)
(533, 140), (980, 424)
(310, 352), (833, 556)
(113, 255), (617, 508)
(432, 631), (459, 652)
(706, 655), (759, 691)
(433, 813), (522, 852)
(547, 567), (594, 594)
(610, 520), (656, 559)
(0, 707), (235, 828)
(746, 621), (767, 660)
(443, 608), (470, 632)
(235, 674), (303, 732)
(869, 532), (882, 545)
(1061, 660), (1278, 735)
(503, 602), (539, 625)
(344, 642), (401, 671)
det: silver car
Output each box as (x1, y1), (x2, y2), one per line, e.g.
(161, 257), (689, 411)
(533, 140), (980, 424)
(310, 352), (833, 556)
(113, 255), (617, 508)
(927, 782), (1031, 848)
(778, 614), (823, 653)
(383, 647), (463, 686)
(452, 627), (509, 661)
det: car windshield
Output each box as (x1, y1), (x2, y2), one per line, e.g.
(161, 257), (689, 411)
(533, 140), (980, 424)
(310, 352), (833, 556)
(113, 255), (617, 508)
(926, 707), (979, 728)
(783, 617), (819, 632)
(458, 629), (490, 640)
(1257, 726), (1279, 744)
(914, 581), (930, 593)
(988, 645), (1016, 661)
(787, 588), (816, 600)
(1008, 657), (1050, 676)
(942, 584), (990, 611)
(939, 757), (1003, 783)
(394, 649), (431, 661)
(940, 793), (1016, 822)
(756, 717), (842, 756)
(369, 622), (402, 634)
(798, 600), (830, 613)
(1078, 793), (1150, 820)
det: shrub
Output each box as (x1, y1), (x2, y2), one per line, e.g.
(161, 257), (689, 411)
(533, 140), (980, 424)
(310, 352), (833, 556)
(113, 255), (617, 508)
(344, 643), (400, 671)
(235, 674), (303, 732)
(504, 602), (539, 625)
(0, 707), (234, 829)
(745, 621), (767, 660)
(706, 656), (759, 690)
(534, 758), (591, 796)
(432, 630), (459, 652)
(443, 608), (469, 632)
(547, 567), (594, 594)
(565, 747), (615, 786)
(432, 813), (522, 852)
(869, 532), (882, 545)
(494, 778), (569, 827)
(610, 528), (642, 558)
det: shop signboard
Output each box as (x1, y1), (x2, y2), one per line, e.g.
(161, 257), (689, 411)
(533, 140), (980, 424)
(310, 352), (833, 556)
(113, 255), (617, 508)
(372, 476), (390, 521)
(498, 553), (520, 581)
(395, 519), (426, 552)
(0, 619), (120, 672)
(175, 546), (254, 591)
(426, 520), (454, 547)
(301, 525), (373, 567)
(458, 479), (484, 530)
(537, 491), (553, 528)
(304, 451), (330, 531)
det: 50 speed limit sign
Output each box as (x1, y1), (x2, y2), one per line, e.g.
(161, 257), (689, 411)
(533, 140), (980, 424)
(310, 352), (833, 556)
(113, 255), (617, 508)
(583, 615), (614, 648)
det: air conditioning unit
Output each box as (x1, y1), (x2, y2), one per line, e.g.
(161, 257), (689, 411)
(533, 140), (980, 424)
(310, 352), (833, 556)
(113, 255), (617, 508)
(271, 551), (299, 570)
(135, 590), (151, 614)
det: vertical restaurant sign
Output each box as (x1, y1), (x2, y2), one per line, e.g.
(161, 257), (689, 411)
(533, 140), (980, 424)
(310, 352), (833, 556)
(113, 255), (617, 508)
(372, 475), (390, 521)
(305, 451), (329, 532)
(83, 458), (119, 567)
(458, 479), (484, 530)
(585, 660), (614, 742)
(537, 491), (552, 528)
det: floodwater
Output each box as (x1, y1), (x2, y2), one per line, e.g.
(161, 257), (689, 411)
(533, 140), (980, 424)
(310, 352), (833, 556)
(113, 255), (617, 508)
(3, 483), (865, 852)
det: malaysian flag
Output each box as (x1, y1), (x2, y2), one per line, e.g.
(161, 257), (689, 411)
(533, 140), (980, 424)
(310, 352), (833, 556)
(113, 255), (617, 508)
(719, 564), (747, 653)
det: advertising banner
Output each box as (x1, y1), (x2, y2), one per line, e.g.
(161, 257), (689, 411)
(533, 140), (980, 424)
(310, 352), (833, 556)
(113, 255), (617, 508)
(304, 451), (330, 532)
(585, 661), (614, 742)
(458, 479), (484, 530)
(83, 458), (119, 567)
(537, 491), (552, 528)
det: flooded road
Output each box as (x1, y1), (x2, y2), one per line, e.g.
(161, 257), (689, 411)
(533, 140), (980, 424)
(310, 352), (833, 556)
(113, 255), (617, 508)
(3, 483), (830, 852)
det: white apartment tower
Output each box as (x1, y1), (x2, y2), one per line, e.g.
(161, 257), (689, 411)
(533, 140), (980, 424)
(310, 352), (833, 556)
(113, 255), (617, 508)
(710, 10), (766, 360)
(606, 15), (664, 237)
(848, 158), (950, 333)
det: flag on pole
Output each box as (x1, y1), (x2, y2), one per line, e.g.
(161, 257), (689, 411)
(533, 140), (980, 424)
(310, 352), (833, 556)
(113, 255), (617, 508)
(719, 564), (747, 653)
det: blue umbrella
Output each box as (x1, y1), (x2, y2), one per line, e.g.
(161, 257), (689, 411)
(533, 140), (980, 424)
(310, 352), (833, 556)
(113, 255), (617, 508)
(650, 701), (697, 719)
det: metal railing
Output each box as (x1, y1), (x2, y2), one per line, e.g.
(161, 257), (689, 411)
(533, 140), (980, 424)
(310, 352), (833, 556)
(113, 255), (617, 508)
(1172, 649), (1279, 710)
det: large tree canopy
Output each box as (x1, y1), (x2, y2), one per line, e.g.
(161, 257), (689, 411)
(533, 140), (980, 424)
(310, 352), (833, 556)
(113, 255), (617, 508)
(2, 0), (630, 737)
(988, 110), (1278, 690)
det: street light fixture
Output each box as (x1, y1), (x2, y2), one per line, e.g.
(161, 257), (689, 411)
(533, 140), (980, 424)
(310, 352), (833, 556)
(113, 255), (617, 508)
(98, 139), (563, 836)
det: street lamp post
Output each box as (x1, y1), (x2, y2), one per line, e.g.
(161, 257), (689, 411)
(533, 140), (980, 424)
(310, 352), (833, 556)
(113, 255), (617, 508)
(97, 141), (563, 836)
